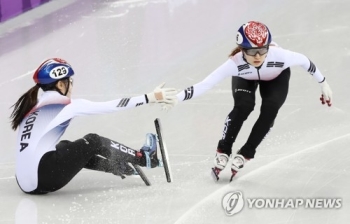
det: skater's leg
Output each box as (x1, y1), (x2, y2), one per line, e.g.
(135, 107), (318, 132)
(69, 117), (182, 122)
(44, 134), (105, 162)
(84, 155), (135, 175)
(238, 68), (291, 159)
(84, 134), (160, 175)
(98, 134), (159, 169)
(229, 68), (290, 180)
(212, 77), (257, 179)
(84, 155), (111, 172)
(217, 77), (258, 155)
(31, 133), (157, 194)
(31, 133), (107, 194)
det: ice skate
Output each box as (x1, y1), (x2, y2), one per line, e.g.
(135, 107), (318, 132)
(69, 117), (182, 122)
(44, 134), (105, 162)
(140, 133), (160, 168)
(154, 118), (172, 183)
(115, 133), (159, 186)
(211, 151), (229, 181)
(230, 154), (246, 182)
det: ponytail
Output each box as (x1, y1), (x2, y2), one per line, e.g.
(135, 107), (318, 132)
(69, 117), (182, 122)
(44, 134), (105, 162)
(229, 46), (242, 57)
(10, 85), (40, 131)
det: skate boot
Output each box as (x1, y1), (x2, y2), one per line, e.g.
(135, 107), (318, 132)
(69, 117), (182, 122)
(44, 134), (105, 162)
(230, 154), (247, 182)
(140, 133), (160, 168)
(211, 150), (229, 181)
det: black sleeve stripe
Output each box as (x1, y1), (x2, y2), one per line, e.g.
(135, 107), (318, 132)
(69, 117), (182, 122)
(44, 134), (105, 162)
(184, 86), (194, 101)
(117, 98), (130, 107)
(238, 64), (250, 71)
(266, 62), (284, 67)
(308, 60), (316, 74)
(275, 62), (284, 67)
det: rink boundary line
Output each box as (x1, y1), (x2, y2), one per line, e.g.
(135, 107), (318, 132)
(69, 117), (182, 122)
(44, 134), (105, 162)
(174, 132), (350, 224)
(0, 70), (34, 87)
(0, 176), (15, 180)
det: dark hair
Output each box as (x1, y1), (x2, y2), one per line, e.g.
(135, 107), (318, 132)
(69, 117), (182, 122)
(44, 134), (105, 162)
(10, 85), (40, 131)
(10, 81), (59, 131)
(229, 46), (242, 57)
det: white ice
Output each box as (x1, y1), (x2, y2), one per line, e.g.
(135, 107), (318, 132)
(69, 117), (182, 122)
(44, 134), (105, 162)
(0, 0), (349, 223)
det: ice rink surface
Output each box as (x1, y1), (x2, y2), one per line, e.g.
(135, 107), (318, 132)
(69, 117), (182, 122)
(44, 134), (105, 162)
(1, 0), (349, 223)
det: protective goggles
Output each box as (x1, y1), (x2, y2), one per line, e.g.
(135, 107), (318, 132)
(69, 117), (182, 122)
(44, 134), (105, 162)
(242, 46), (269, 56)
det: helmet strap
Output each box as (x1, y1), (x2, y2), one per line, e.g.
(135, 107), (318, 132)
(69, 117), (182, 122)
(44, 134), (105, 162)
(63, 79), (70, 96)
(54, 86), (65, 96)
(242, 54), (248, 63)
(56, 78), (70, 96)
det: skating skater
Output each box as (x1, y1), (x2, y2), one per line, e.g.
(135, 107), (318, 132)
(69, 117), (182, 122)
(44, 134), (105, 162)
(168, 21), (332, 181)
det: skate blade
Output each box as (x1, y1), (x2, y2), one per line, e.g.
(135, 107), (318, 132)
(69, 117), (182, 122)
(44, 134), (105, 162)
(211, 167), (220, 182)
(229, 170), (238, 182)
(128, 163), (151, 186)
(154, 118), (172, 183)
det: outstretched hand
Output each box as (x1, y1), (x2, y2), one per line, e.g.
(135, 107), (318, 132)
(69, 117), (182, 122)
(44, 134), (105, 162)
(319, 80), (332, 107)
(159, 101), (177, 112)
(147, 82), (178, 105)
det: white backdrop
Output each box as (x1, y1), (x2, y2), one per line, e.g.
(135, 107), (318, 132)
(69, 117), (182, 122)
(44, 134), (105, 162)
(0, 0), (349, 223)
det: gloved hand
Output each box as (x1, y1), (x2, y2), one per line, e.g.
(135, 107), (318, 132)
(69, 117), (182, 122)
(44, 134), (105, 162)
(146, 83), (177, 104)
(160, 100), (178, 112)
(319, 80), (332, 107)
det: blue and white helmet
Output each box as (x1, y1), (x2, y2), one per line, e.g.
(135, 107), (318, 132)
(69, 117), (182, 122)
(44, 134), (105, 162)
(33, 58), (74, 84)
(236, 21), (272, 48)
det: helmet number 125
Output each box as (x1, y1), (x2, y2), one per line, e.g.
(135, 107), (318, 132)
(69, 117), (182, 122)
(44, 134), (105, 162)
(50, 66), (68, 79)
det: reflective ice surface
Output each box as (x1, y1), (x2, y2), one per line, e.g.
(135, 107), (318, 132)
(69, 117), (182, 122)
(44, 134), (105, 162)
(0, 0), (349, 223)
